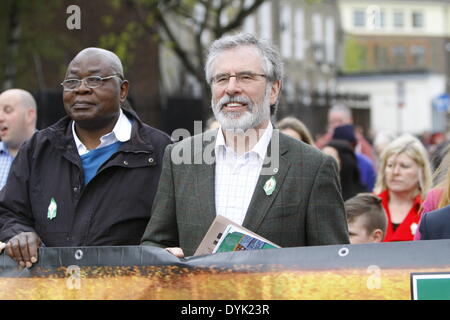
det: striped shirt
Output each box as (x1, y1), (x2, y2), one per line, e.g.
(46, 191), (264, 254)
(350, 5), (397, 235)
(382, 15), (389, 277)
(0, 142), (14, 190)
(214, 123), (273, 225)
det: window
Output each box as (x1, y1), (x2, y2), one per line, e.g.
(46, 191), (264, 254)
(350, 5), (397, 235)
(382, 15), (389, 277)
(366, 6), (384, 29)
(412, 11), (424, 28)
(378, 10), (386, 28)
(411, 46), (425, 67)
(393, 11), (404, 28)
(353, 9), (365, 27)
(243, 0), (256, 37)
(294, 9), (305, 61)
(325, 17), (335, 64)
(280, 4), (292, 58)
(392, 46), (406, 67)
(375, 45), (388, 68)
(313, 13), (323, 62)
(313, 13), (323, 43)
(259, 2), (272, 40)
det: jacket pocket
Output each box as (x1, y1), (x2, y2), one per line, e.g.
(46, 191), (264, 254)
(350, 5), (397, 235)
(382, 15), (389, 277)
(265, 204), (299, 220)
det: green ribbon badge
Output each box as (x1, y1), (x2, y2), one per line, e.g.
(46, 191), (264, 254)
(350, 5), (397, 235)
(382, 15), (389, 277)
(47, 198), (57, 220)
(263, 176), (276, 196)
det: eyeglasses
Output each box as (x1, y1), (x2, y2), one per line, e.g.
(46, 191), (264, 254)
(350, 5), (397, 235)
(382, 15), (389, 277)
(211, 72), (266, 87)
(61, 75), (123, 91)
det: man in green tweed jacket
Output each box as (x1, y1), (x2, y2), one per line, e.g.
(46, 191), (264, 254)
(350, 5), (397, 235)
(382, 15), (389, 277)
(141, 33), (349, 257)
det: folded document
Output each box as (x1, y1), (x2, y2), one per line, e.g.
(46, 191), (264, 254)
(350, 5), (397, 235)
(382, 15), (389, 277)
(195, 215), (280, 256)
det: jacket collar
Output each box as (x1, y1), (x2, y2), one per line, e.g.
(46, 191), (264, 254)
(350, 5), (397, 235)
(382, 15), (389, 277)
(72, 108), (132, 155)
(378, 189), (423, 216)
(46, 107), (155, 154)
(214, 123), (273, 161)
(193, 128), (291, 232)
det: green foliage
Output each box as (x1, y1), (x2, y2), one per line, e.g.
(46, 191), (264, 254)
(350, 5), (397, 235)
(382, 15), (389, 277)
(0, 0), (266, 95)
(342, 36), (368, 73)
(109, 0), (123, 10)
(101, 15), (114, 28)
(0, 0), (155, 89)
(104, 0), (266, 79)
(0, 0), (68, 89)
(99, 22), (144, 73)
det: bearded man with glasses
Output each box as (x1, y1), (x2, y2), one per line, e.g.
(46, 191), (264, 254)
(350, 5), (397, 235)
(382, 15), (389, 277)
(0, 47), (171, 268)
(141, 33), (349, 258)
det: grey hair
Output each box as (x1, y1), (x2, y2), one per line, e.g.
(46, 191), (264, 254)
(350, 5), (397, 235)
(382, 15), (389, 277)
(329, 103), (352, 120)
(205, 33), (283, 84)
(204, 33), (284, 114)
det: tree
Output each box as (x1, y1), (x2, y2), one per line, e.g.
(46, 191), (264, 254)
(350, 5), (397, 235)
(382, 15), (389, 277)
(0, 0), (169, 128)
(102, 0), (267, 107)
(342, 35), (368, 73)
(0, 0), (68, 91)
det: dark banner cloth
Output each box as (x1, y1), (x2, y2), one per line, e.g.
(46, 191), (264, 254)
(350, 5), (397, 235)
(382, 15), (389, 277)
(1, 240), (450, 299)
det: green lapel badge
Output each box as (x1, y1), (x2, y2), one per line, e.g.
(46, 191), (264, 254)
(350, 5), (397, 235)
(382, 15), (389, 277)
(263, 176), (276, 196)
(47, 198), (57, 220)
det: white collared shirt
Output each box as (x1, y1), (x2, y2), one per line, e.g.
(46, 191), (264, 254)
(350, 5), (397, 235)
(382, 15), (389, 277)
(214, 123), (273, 225)
(72, 109), (132, 156)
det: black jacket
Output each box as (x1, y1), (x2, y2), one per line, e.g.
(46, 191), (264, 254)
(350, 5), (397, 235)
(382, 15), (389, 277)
(0, 108), (171, 246)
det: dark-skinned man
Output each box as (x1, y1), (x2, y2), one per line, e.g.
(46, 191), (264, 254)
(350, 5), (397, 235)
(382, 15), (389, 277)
(0, 48), (171, 268)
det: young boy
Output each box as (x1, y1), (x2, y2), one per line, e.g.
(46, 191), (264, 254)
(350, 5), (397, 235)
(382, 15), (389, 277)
(345, 193), (387, 244)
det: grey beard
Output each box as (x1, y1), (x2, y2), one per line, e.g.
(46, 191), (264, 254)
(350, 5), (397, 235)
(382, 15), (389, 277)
(212, 88), (271, 133)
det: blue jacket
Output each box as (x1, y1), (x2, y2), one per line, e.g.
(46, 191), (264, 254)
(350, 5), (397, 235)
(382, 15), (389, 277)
(356, 153), (376, 192)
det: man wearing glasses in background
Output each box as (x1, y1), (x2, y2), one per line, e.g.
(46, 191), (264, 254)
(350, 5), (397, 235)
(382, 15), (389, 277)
(141, 33), (349, 258)
(0, 47), (171, 268)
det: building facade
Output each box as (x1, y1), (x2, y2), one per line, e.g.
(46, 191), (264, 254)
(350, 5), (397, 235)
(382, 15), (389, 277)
(240, 0), (346, 137)
(337, 0), (450, 135)
(157, 0), (347, 137)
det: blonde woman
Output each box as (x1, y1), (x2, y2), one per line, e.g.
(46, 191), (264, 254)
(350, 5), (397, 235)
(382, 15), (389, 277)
(374, 134), (432, 242)
(277, 116), (315, 146)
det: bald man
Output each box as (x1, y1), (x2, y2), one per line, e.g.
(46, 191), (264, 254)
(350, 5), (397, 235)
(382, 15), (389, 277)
(316, 104), (375, 163)
(0, 89), (37, 189)
(0, 47), (171, 268)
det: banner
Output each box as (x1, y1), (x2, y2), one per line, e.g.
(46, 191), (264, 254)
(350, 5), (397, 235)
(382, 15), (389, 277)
(1, 240), (450, 300)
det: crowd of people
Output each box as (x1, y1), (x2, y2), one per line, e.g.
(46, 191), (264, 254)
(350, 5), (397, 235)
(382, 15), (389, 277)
(276, 103), (450, 245)
(0, 32), (448, 268)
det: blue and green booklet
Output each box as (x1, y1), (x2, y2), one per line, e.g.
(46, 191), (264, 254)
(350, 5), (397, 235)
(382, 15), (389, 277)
(215, 231), (278, 253)
(212, 224), (280, 253)
(195, 215), (281, 256)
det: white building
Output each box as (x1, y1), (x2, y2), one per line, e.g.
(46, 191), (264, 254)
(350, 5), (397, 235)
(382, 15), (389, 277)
(339, 0), (450, 37)
(243, 0), (340, 107)
(337, 0), (450, 135)
(337, 72), (447, 136)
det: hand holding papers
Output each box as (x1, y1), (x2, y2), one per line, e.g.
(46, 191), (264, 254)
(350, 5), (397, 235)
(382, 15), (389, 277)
(195, 215), (280, 256)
